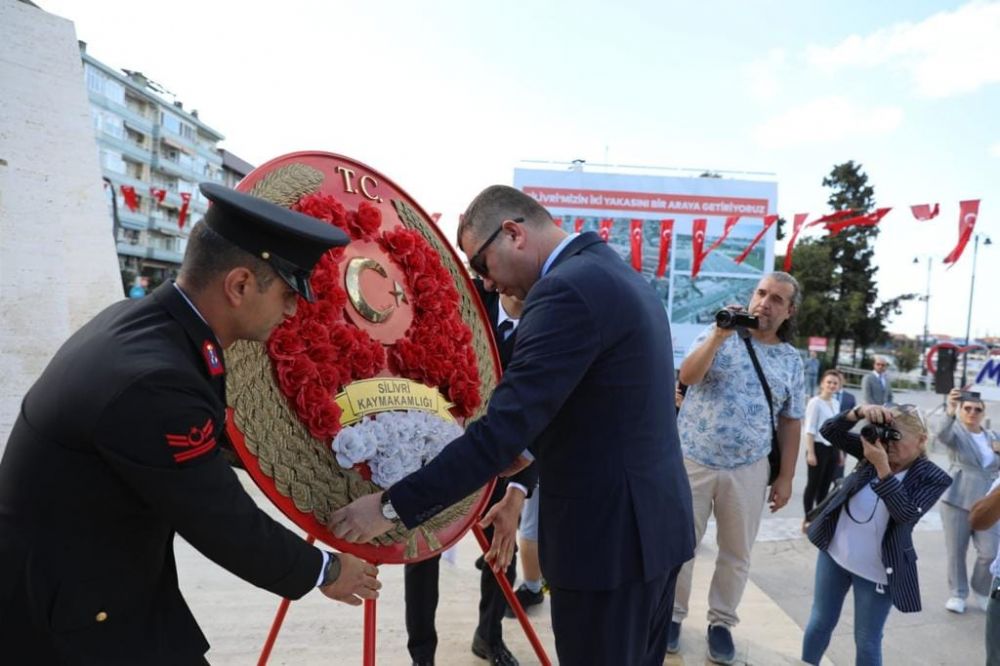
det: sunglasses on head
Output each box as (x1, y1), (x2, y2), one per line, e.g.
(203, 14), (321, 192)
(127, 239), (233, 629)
(468, 218), (524, 278)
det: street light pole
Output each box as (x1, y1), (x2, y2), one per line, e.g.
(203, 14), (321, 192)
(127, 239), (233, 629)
(961, 234), (993, 386)
(913, 255), (932, 389)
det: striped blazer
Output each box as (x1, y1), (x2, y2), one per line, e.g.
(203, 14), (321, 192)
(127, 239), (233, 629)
(810, 412), (952, 613)
(935, 416), (1000, 511)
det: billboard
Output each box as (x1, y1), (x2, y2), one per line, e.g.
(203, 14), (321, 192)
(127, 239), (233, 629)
(513, 168), (778, 362)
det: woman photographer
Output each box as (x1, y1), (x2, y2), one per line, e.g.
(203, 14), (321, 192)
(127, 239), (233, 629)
(801, 403), (952, 666)
(936, 388), (1000, 614)
(803, 370), (844, 526)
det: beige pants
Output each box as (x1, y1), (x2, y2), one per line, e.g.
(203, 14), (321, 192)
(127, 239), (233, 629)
(672, 456), (769, 627)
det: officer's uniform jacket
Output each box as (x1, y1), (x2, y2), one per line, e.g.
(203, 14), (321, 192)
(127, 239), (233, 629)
(0, 282), (321, 664)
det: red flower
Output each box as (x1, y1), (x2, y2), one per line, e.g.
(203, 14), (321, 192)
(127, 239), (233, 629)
(348, 201), (382, 240)
(269, 327), (307, 359)
(277, 356), (319, 394)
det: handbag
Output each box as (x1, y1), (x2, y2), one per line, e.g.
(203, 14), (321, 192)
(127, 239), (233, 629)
(805, 477), (846, 523)
(742, 334), (782, 486)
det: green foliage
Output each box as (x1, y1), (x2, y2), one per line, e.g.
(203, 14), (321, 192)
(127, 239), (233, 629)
(895, 343), (921, 374)
(781, 161), (914, 356)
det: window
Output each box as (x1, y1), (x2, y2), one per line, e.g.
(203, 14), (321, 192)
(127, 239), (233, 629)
(124, 158), (144, 180)
(101, 149), (126, 174)
(85, 64), (105, 94)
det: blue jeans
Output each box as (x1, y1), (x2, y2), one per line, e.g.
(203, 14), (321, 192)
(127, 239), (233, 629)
(802, 550), (894, 666)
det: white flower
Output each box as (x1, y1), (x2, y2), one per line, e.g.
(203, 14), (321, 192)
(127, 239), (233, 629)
(330, 410), (464, 489)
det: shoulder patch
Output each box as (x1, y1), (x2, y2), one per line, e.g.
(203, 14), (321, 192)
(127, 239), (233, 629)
(202, 340), (224, 377)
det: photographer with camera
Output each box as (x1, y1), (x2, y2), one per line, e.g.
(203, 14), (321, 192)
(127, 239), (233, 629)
(801, 403), (952, 665)
(936, 388), (1000, 614)
(670, 272), (804, 664)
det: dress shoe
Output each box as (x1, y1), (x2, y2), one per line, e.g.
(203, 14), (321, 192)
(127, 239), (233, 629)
(503, 583), (545, 618)
(471, 631), (519, 666)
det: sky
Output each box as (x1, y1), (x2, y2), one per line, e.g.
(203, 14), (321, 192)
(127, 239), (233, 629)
(36, 0), (1000, 341)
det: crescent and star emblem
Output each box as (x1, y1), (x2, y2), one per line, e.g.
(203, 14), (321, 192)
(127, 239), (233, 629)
(345, 257), (407, 324)
(964, 213), (977, 228)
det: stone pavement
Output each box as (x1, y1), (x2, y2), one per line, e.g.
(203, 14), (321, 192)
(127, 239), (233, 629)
(179, 390), (991, 664)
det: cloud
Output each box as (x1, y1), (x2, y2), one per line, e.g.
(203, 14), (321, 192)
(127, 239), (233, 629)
(741, 48), (786, 101)
(752, 96), (903, 148)
(806, 1), (1000, 98)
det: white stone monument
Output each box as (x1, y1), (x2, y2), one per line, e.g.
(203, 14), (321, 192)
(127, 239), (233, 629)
(0, 0), (123, 455)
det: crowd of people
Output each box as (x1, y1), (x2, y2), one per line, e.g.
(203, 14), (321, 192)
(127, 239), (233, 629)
(2, 181), (998, 666)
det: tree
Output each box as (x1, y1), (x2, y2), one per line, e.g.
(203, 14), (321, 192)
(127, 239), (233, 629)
(781, 161), (914, 360)
(895, 343), (921, 374)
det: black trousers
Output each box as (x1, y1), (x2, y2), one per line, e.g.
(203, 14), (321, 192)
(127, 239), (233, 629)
(549, 563), (682, 666)
(803, 443), (840, 514)
(403, 482), (516, 662)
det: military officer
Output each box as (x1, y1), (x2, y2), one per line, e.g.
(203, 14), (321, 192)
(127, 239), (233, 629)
(0, 183), (380, 664)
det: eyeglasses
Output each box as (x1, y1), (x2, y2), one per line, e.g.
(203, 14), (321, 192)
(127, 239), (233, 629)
(963, 406), (985, 414)
(468, 218), (524, 278)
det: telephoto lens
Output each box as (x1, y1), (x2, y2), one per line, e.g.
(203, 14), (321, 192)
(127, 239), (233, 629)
(715, 309), (760, 330)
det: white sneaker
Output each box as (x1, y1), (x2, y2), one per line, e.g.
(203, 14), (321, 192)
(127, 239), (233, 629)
(974, 593), (990, 612)
(945, 597), (966, 613)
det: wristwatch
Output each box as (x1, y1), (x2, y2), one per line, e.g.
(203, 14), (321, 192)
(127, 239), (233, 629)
(380, 491), (399, 521)
(853, 406), (864, 420)
(319, 552), (341, 587)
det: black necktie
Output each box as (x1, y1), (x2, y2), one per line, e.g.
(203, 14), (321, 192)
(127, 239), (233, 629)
(497, 319), (515, 341)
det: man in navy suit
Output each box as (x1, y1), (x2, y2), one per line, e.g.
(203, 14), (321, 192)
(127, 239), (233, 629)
(332, 185), (695, 665)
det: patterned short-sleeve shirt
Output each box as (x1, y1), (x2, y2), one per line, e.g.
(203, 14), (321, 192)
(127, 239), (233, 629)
(678, 325), (805, 469)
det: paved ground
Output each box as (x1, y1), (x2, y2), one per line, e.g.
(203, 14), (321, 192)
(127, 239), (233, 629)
(179, 389), (993, 664)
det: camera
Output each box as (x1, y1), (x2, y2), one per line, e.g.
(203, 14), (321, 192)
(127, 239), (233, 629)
(715, 309), (759, 330)
(959, 390), (981, 401)
(860, 423), (902, 445)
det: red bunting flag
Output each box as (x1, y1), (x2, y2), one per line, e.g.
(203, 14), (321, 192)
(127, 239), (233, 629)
(705, 215), (741, 254)
(598, 218), (613, 242)
(178, 192), (192, 230)
(149, 187), (167, 204)
(629, 219), (643, 272)
(430, 212), (441, 223)
(120, 185), (139, 212)
(943, 200), (981, 266)
(574, 217), (585, 233)
(690, 218), (708, 279)
(552, 216), (562, 228)
(656, 219), (674, 278)
(824, 207), (891, 236)
(807, 209), (855, 228)
(734, 214), (778, 264)
(910, 203), (940, 221)
(783, 213), (809, 272)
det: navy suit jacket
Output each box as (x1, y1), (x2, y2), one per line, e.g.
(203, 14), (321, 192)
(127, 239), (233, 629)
(811, 413), (951, 612)
(390, 232), (695, 590)
(837, 389), (856, 413)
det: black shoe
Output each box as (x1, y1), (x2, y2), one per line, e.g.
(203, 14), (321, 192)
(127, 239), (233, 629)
(503, 583), (545, 618)
(475, 554), (485, 570)
(706, 624), (735, 665)
(471, 631), (519, 666)
(666, 620), (681, 654)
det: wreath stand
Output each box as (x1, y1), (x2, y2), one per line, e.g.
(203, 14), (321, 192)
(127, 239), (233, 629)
(255, 524), (552, 666)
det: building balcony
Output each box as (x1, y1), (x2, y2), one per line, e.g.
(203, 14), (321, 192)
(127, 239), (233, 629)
(117, 207), (151, 231)
(88, 93), (155, 133)
(96, 130), (152, 164)
(116, 242), (146, 258)
(148, 246), (183, 264)
(150, 216), (186, 237)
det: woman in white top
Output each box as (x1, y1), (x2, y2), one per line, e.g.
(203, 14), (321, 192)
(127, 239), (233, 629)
(936, 388), (1000, 614)
(802, 404), (951, 666)
(802, 370), (843, 520)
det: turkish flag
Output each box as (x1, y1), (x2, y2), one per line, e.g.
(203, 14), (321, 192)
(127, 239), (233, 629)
(178, 192), (192, 230)
(807, 209), (855, 228)
(629, 219), (643, 272)
(910, 203), (940, 221)
(943, 200), (981, 265)
(783, 213), (809, 272)
(656, 219), (674, 278)
(705, 215), (740, 254)
(574, 217), (585, 233)
(690, 218), (707, 279)
(120, 185), (139, 212)
(149, 187), (167, 204)
(734, 214), (778, 264)
(824, 207), (891, 236)
(552, 216), (563, 228)
(598, 218), (613, 242)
